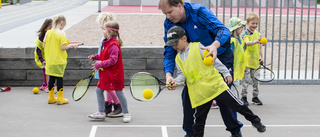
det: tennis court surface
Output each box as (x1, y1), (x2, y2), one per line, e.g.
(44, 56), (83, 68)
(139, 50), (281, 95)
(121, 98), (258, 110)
(1, 85), (320, 137)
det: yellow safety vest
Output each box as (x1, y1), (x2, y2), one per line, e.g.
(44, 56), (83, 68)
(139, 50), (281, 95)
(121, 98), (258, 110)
(231, 37), (245, 81)
(34, 38), (45, 68)
(44, 30), (68, 77)
(175, 42), (229, 108)
(243, 30), (261, 69)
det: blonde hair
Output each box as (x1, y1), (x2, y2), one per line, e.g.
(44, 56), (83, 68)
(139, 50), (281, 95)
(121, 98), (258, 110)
(246, 12), (259, 22)
(52, 14), (66, 27)
(96, 12), (116, 27)
(104, 21), (123, 47)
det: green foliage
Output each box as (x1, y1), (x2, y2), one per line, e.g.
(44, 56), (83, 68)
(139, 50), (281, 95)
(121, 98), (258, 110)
(1, 0), (20, 3)
(318, 0), (320, 4)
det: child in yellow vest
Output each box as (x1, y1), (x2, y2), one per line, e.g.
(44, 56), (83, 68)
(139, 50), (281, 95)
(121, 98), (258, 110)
(241, 12), (264, 106)
(167, 26), (266, 137)
(34, 18), (52, 93)
(228, 17), (246, 96)
(43, 14), (81, 105)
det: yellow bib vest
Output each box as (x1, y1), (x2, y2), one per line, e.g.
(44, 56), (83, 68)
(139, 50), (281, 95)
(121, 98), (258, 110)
(231, 37), (245, 81)
(34, 38), (45, 68)
(44, 30), (68, 77)
(243, 30), (261, 69)
(175, 42), (229, 108)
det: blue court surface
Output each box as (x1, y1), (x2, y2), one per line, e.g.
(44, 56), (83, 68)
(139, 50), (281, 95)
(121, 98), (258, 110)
(0, 85), (320, 137)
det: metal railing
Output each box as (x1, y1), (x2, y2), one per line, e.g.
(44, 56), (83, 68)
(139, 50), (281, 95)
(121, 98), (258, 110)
(207, 0), (320, 81)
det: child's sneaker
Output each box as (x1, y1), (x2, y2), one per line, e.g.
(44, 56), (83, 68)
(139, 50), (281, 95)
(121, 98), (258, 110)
(211, 102), (219, 109)
(241, 97), (249, 106)
(252, 97), (263, 105)
(252, 121), (266, 132)
(123, 113), (131, 123)
(108, 103), (123, 117)
(88, 112), (106, 120)
(40, 84), (48, 93)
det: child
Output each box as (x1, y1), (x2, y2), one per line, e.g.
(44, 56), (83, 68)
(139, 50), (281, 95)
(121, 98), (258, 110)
(88, 21), (131, 123)
(229, 17), (246, 96)
(34, 18), (52, 93)
(43, 14), (80, 105)
(167, 26), (266, 137)
(95, 12), (123, 117)
(241, 12), (264, 106)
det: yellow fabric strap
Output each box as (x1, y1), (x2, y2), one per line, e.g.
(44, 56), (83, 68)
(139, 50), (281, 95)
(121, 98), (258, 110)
(231, 38), (245, 81)
(243, 30), (261, 69)
(175, 42), (229, 108)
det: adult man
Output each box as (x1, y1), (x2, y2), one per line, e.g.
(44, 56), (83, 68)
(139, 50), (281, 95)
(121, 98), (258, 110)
(158, 0), (243, 137)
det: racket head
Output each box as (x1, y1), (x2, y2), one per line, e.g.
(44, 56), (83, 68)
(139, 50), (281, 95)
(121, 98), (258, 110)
(253, 65), (275, 82)
(231, 83), (239, 97)
(69, 42), (84, 45)
(130, 72), (164, 102)
(72, 72), (94, 101)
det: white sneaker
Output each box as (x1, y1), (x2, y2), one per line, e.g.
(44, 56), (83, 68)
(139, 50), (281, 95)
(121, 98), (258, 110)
(123, 113), (131, 123)
(88, 112), (106, 120)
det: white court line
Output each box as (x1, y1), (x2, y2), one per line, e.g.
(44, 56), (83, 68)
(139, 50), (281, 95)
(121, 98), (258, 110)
(161, 126), (168, 137)
(89, 125), (320, 137)
(89, 125), (97, 137)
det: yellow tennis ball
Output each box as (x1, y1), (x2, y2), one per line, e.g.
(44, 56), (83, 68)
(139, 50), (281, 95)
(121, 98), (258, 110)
(33, 87), (39, 94)
(143, 89), (153, 100)
(203, 56), (213, 66)
(203, 50), (209, 58)
(260, 37), (267, 44)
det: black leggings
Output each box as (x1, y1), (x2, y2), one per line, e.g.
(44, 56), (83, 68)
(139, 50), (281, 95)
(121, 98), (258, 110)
(48, 75), (63, 91)
(192, 89), (261, 137)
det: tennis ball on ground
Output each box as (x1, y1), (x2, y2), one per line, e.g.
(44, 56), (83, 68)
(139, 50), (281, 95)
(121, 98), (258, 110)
(260, 37), (267, 44)
(203, 56), (214, 66)
(33, 87), (39, 94)
(143, 89), (153, 100)
(203, 50), (209, 57)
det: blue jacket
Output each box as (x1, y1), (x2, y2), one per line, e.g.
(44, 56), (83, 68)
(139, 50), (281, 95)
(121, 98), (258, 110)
(163, 2), (232, 75)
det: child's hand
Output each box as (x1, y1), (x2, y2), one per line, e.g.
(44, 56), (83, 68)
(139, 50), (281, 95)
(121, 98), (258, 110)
(42, 61), (46, 67)
(225, 76), (233, 85)
(259, 58), (264, 65)
(91, 64), (97, 71)
(166, 76), (176, 90)
(256, 38), (262, 44)
(88, 55), (95, 61)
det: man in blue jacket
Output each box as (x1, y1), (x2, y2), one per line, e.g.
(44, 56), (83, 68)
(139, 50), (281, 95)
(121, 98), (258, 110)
(158, 0), (243, 137)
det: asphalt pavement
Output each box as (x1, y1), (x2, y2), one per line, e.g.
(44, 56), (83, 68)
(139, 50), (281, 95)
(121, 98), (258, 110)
(0, 0), (105, 48)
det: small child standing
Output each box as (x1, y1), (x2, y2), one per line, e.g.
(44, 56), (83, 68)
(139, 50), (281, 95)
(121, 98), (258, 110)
(34, 18), (52, 93)
(43, 14), (80, 105)
(241, 12), (264, 106)
(167, 26), (266, 137)
(88, 21), (131, 123)
(228, 17), (246, 96)
(95, 12), (123, 117)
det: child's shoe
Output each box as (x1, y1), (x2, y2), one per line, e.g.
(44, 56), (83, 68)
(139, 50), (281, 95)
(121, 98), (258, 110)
(252, 97), (263, 105)
(241, 97), (249, 106)
(57, 88), (68, 105)
(123, 113), (131, 123)
(108, 103), (123, 117)
(252, 121), (266, 132)
(211, 102), (219, 109)
(88, 112), (106, 120)
(48, 87), (57, 104)
(104, 102), (112, 116)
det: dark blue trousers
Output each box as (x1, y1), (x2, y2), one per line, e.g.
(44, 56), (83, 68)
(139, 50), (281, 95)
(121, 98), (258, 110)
(182, 48), (243, 135)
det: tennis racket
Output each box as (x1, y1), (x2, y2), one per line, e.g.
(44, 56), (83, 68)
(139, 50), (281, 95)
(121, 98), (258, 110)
(253, 61), (275, 82)
(230, 83), (239, 97)
(130, 72), (184, 102)
(72, 72), (95, 101)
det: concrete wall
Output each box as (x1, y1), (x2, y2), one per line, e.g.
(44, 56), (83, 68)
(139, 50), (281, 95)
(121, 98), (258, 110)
(0, 47), (166, 86)
(108, 0), (317, 8)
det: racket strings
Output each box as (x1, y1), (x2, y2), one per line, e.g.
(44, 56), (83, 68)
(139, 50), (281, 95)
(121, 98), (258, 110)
(73, 79), (90, 100)
(254, 68), (275, 81)
(130, 74), (160, 101)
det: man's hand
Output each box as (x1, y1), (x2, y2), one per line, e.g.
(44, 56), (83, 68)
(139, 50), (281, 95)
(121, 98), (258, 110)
(200, 41), (221, 62)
